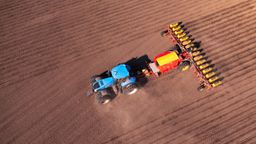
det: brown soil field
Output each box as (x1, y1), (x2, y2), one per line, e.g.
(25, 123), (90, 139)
(1, 0), (256, 144)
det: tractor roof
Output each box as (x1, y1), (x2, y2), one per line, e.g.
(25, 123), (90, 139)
(155, 51), (179, 66)
(111, 64), (130, 79)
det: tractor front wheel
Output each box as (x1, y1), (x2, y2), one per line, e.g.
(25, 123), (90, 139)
(179, 60), (191, 72)
(96, 94), (112, 104)
(90, 75), (101, 83)
(122, 84), (138, 95)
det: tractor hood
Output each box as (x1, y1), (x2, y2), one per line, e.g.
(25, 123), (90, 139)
(93, 77), (115, 91)
(99, 77), (115, 87)
(111, 64), (130, 79)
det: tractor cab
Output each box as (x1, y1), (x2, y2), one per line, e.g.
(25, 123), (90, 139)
(110, 64), (137, 94)
(111, 64), (131, 80)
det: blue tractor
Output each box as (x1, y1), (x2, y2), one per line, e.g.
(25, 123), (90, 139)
(89, 64), (139, 104)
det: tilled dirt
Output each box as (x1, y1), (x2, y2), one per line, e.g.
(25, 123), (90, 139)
(1, 0), (256, 144)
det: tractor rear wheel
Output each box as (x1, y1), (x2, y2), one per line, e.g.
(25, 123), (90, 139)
(179, 60), (191, 72)
(122, 84), (138, 95)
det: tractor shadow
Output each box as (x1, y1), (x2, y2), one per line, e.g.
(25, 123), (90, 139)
(124, 54), (152, 87)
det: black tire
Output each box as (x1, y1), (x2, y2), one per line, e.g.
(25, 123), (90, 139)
(197, 84), (206, 92)
(160, 30), (168, 37)
(90, 75), (101, 83)
(96, 94), (112, 104)
(178, 60), (191, 72)
(122, 84), (138, 95)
